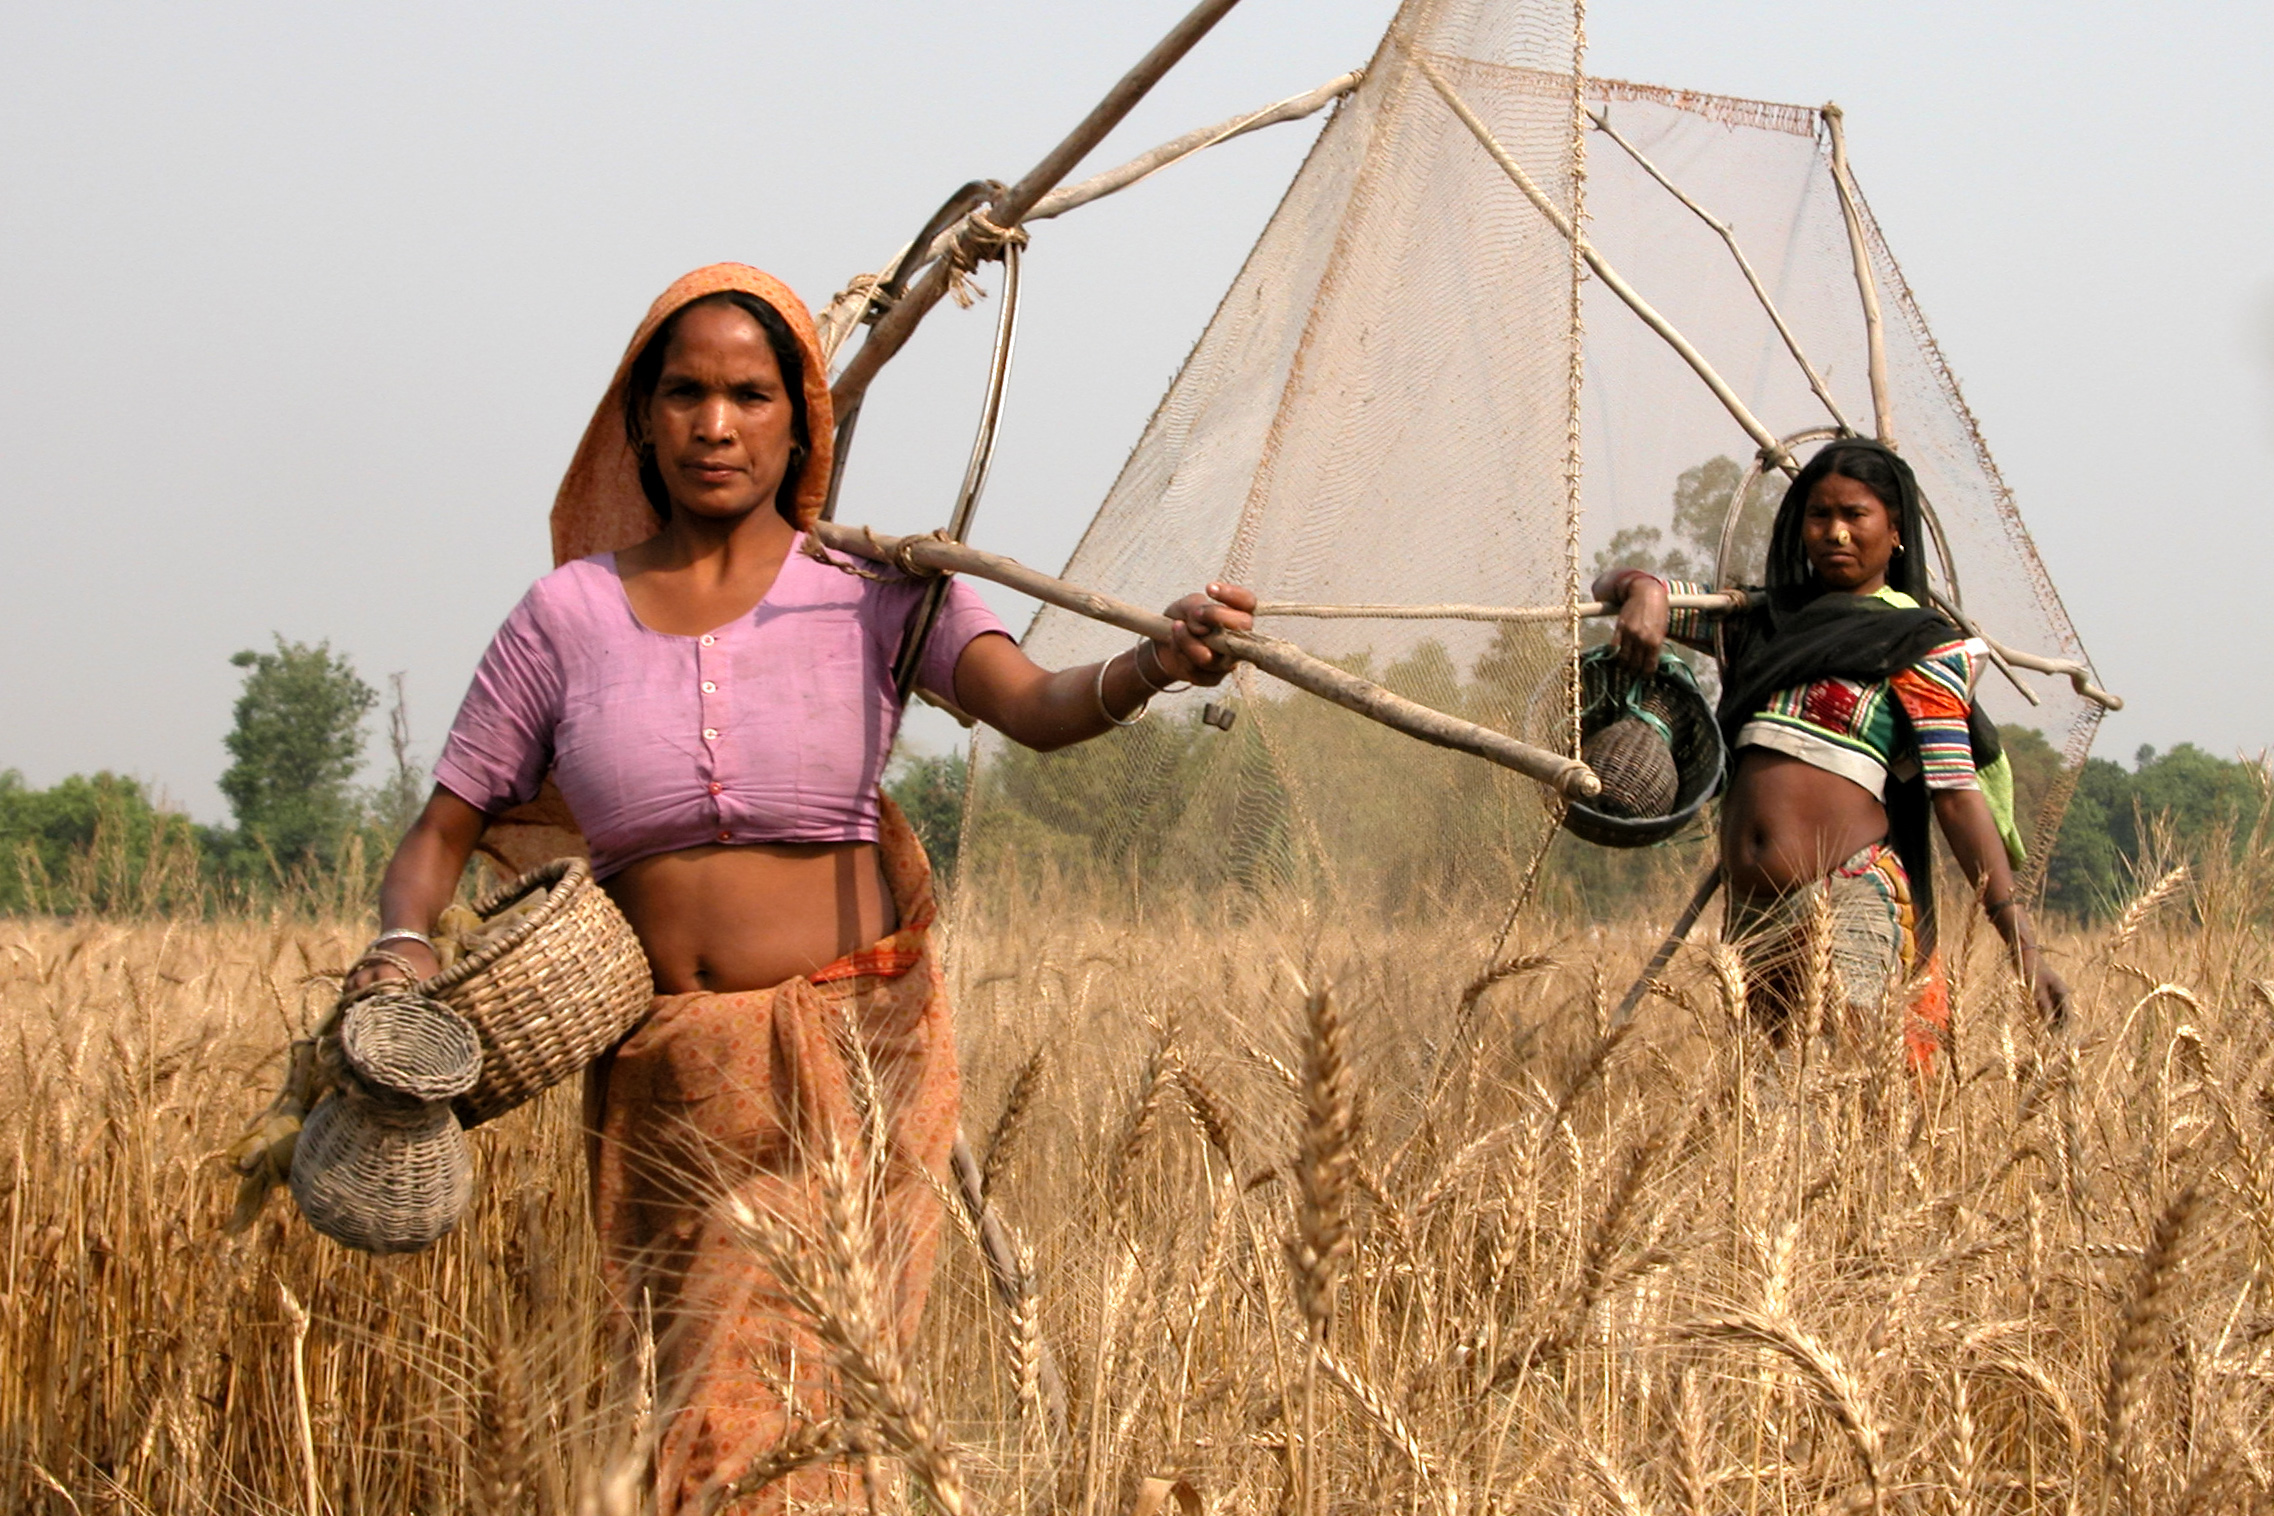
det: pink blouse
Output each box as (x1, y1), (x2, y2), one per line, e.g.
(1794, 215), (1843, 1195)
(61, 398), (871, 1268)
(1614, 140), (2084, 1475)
(433, 538), (1009, 878)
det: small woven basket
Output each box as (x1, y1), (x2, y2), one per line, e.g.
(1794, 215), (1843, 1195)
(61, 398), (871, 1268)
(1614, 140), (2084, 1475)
(339, 990), (483, 1103)
(422, 858), (652, 1127)
(1583, 716), (1681, 819)
(1561, 646), (1725, 849)
(289, 1090), (473, 1254)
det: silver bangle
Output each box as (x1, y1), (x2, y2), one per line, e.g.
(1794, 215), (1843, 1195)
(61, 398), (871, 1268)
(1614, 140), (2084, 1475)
(1095, 653), (1151, 727)
(368, 927), (436, 956)
(1133, 639), (1191, 695)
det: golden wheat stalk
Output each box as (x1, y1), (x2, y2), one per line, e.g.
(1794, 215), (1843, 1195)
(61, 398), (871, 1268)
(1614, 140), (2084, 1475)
(2104, 1184), (2201, 1506)
(1672, 1310), (1883, 1514)
(722, 1150), (969, 1516)
(2105, 863), (2190, 959)
(1288, 983), (1354, 1344)
(699, 1418), (852, 1515)
(982, 1044), (1048, 1197)
(1312, 1338), (1450, 1511)
(1571, 1435), (1658, 1516)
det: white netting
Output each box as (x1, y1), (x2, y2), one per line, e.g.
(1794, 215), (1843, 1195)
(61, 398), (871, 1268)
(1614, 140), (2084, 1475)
(948, 0), (2101, 935)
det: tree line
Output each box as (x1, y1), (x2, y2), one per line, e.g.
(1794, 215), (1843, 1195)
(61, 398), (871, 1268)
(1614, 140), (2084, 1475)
(1, 638), (422, 914)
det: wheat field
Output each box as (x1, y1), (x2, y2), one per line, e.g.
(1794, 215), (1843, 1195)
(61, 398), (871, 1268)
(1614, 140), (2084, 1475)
(1, 840), (2269, 1514)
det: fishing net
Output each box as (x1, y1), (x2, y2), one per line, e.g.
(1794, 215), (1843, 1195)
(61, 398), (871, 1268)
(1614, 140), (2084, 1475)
(946, 0), (2102, 939)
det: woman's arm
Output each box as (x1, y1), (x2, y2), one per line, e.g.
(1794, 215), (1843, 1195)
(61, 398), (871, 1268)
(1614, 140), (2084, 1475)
(952, 584), (1257, 751)
(345, 786), (489, 990)
(1931, 786), (2072, 1026)
(1593, 568), (1672, 674)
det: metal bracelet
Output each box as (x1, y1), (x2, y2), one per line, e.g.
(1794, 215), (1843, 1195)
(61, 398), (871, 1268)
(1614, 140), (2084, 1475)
(1095, 653), (1151, 727)
(1133, 638), (1192, 695)
(368, 927), (437, 955)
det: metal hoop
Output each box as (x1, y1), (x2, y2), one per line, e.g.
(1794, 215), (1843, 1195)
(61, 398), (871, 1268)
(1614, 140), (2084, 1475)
(1715, 427), (1965, 610)
(892, 239), (1024, 703)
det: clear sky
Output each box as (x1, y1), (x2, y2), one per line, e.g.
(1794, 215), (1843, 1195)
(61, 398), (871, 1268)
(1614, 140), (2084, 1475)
(3, 1), (2267, 822)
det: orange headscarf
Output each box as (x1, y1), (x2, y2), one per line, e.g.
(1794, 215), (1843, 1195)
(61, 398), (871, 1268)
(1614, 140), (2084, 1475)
(483, 266), (837, 875)
(550, 263), (837, 567)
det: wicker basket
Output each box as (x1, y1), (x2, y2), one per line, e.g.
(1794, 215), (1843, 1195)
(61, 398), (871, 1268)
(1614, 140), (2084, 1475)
(1561, 646), (1725, 849)
(421, 858), (653, 1126)
(290, 1090), (473, 1254)
(340, 990), (483, 1103)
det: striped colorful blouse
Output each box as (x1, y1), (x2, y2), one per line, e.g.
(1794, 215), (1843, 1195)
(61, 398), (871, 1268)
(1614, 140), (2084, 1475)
(1663, 581), (1984, 798)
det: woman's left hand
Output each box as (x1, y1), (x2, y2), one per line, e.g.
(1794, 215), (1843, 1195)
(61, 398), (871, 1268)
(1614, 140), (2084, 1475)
(2024, 949), (2073, 1029)
(1151, 583), (1257, 687)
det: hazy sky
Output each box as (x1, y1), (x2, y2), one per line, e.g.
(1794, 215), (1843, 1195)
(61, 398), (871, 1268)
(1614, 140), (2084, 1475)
(4, 0), (2268, 823)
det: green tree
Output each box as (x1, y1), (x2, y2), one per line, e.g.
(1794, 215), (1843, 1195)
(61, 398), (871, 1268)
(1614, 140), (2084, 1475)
(2033, 740), (2270, 919)
(885, 749), (970, 884)
(217, 637), (377, 874)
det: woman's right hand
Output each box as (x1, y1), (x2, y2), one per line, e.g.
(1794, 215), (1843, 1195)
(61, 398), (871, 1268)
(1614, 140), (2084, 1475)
(1607, 571), (1670, 673)
(344, 939), (441, 995)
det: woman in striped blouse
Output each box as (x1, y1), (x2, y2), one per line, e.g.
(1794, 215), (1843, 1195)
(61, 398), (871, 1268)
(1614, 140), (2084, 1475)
(1594, 438), (2069, 1036)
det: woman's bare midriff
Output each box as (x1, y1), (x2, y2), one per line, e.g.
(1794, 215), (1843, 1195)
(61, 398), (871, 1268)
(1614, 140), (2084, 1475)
(601, 841), (899, 994)
(1720, 748), (1891, 899)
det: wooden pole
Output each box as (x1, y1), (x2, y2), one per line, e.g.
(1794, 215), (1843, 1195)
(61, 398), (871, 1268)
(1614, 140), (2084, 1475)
(1258, 592), (1749, 623)
(809, 522), (1602, 798)
(1823, 104), (1896, 446)
(1402, 39), (1796, 473)
(949, 1136), (1070, 1443)
(830, 0), (1250, 416)
(1255, 592), (2121, 709)
(1022, 71), (1362, 225)
(1589, 107), (1853, 436)
(1608, 865), (1723, 1030)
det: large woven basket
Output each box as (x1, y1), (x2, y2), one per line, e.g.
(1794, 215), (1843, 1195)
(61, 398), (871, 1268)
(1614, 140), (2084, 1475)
(422, 858), (652, 1126)
(290, 1089), (473, 1254)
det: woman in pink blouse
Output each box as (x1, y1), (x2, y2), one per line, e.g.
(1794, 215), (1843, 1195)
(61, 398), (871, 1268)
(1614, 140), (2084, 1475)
(352, 264), (1252, 1512)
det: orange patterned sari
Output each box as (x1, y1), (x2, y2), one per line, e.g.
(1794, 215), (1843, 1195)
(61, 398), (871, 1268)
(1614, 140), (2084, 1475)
(590, 799), (959, 1514)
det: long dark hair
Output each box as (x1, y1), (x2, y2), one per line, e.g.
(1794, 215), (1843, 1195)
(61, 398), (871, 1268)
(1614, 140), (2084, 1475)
(1763, 438), (1927, 602)
(623, 290), (811, 527)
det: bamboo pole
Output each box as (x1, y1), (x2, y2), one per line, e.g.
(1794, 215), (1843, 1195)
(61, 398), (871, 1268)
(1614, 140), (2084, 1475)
(1401, 38), (1796, 473)
(1258, 593), (1748, 624)
(1023, 71), (1362, 225)
(1823, 104), (1896, 445)
(1609, 865), (1723, 1031)
(831, 0), (1249, 416)
(815, 72), (1359, 371)
(1588, 107), (1853, 436)
(809, 522), (1602, 797)
(1256, 593), (2121, 710)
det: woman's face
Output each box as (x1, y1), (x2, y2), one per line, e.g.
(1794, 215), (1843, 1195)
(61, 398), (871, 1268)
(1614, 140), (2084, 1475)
(1801, 471), (1900, 593)
(641, 302), (798, 524)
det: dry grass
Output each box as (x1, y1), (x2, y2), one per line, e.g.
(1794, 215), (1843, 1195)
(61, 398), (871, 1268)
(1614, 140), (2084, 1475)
(2, 851), (2271, 1513)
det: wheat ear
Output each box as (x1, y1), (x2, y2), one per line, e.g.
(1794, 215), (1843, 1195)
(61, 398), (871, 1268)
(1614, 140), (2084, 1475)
(1289, 983), (1354, 1342)
(1571, 1435), (1657, 1516)
(1172, 1051), (1239, 1168)
(699, 1419), (851, 1515)
(1313, 1338), (1450, 1511)
(1673, 1310), (1883, 1514)
(2105, 862), (2189, 958)
(723, 1148), (968, 1516)
(982, 1043), (1047, 1197)
(2104, 1184), (2200, 1506)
